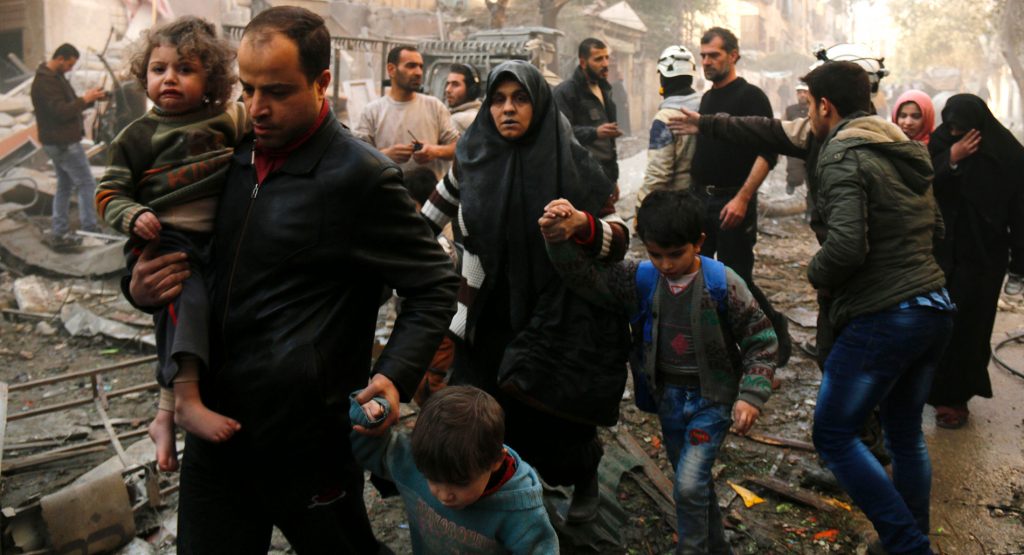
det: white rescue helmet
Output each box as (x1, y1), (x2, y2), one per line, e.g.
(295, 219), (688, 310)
(657, 45), (697, 79)
(811, 43), (889, 92)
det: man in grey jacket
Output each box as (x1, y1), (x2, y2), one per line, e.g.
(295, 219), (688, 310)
(638, 45), (701, 205)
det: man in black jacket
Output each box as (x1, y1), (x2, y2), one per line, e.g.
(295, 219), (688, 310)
(692, 27), (791, 367)
(553, 37), (622, 183)
(127, 7), (459, 553)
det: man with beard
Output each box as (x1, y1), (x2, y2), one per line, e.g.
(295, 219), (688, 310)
(692, 26), (791, 368)
(553, 38), (622, 184)
(445, 63), (482, 134)
(355, 45), (458, 181)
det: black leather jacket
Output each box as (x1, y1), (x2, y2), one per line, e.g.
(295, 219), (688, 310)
(206, 117), (458, 475)
(552, 66), (618, 182)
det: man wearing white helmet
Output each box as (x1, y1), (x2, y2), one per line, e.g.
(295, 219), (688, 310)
(638, 45), (702, 202)
(811, 43), (890, 116)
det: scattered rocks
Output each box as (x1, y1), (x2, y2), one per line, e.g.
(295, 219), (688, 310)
(35, 321), (57, 336)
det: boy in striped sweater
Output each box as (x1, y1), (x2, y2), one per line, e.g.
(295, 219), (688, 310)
(96, 17), (247, 471)
(540, 190), (777, 552)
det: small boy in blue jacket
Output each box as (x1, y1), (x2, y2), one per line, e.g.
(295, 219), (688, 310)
(350, 385), (557, 554)
(539, 189), (777, 554)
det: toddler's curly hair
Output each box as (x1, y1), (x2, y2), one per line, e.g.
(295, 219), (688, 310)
(128, 16), (236, 107)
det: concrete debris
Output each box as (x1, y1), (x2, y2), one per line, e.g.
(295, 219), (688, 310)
(114, 538), (158, 555)
(114, 540), (157, 555)
(40, 470), (136, 554)
(785, 307), (819, 329)
(13, 275), (60, 314)
(0, 216), (125, 276)
(60, 303), (155, 347)
(34, 321), (57, 336)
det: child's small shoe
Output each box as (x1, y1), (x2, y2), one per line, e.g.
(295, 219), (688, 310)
(1005, 273), (1024, 295)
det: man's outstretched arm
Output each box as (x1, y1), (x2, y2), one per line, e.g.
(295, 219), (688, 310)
(669, 108), (812, 160)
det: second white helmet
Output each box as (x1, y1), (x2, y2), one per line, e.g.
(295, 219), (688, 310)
(657, 45), (697, 79)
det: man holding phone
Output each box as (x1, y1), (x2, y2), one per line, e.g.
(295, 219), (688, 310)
(31, 43), (106, 247)
(355, 45), (458, 182)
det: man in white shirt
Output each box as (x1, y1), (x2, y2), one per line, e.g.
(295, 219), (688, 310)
(355, 45), (458, 181)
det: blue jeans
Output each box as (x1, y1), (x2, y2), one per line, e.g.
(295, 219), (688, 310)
(813, 307), (953, 555)
(43, 142), (99, 235)
(658, 385), (734, 555)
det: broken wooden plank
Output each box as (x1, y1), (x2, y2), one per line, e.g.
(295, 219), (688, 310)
(1, 429), (148, 474)
(626, 468), (677, 532)
(3, 445), (108, 473)
(93, 398), (129, 468)
(3, 431), (91, 452)
(1, 308), (60, 321)
(8, 382), (158, 422)
(744, 475), (838, 513)
(742, 432), (816, 452)
(8, 355), (157, 392)
(615, 429), (674, 505)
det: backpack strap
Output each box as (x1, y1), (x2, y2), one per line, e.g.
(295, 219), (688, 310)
(632, 261), (660, 343)
(700, 255), (729, 322)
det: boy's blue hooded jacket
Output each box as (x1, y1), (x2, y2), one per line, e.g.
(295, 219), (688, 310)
(349, 399), (557, 554)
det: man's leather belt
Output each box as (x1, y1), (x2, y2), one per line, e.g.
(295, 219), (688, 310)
(702, 185), (742, 196)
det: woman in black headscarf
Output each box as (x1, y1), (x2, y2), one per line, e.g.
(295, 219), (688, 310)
(421, 60), (630, 521)
(928, 93), (1024, 428)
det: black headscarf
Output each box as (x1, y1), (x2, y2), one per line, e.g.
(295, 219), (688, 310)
(930, 93), (1024, 227)
(457, 60), (614, 329)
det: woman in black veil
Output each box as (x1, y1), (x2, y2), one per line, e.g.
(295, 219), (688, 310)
(928, 94), (1024, 428)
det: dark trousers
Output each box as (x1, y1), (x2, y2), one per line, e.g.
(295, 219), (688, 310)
(177, 434), (381, 554)
(701, 194), (791, 362)
(814, 307), (952, 555)
(125, 229), (212, 387)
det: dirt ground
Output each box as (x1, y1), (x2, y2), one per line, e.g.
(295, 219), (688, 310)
(2, 159), (1024, 553)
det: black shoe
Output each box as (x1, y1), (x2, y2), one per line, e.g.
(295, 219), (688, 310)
(566, 472), (600, 523)
(44, 232), (80, 250)
(867, 539), (889, 555)
(800, 465), (843, 494)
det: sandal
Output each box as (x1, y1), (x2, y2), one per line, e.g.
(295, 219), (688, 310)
(935, 405), (969, 429)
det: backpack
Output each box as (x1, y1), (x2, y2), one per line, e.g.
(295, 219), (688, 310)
(629, 255), (729, 413)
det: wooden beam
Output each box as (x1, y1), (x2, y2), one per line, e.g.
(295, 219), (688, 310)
(744, 475), (838, 513)
(8, 356), (157, 392)
(740, 432), (816, 452)
(8, 382), (158, 422)
(1, 429), (148, 474)
(2, 446), (108, 474)
(615, 430), (674, 505)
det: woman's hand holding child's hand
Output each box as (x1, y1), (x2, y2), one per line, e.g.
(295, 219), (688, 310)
(539, 199), (589, 243)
